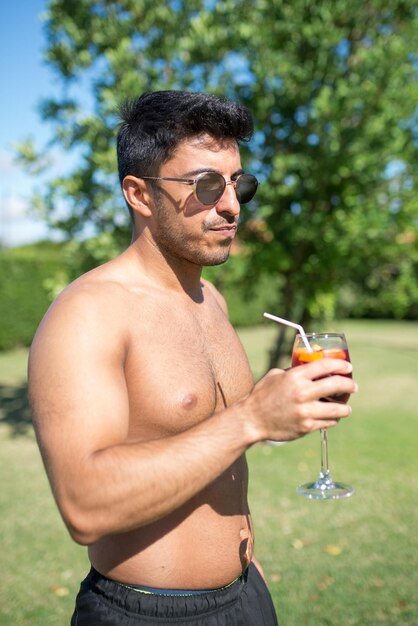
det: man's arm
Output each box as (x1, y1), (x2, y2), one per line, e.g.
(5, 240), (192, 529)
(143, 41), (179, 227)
(29, 284), (258, 544)
(29, 284), (356, 546)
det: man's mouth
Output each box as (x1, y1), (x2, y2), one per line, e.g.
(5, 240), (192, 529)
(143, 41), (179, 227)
(211, 224), (237, 231)
(209, 225), (237, 238)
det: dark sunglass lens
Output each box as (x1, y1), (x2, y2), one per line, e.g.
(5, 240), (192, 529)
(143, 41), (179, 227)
(235, 175), (258, 204)
(195, 172), (225, 205)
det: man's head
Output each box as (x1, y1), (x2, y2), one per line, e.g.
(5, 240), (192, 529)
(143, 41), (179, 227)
(117, 90), (254, 218)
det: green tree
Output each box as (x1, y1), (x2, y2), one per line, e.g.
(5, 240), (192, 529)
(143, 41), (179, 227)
(19, 0), (418, 365)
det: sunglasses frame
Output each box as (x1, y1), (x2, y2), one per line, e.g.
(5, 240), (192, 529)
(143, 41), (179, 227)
(138, 171), (258, 205)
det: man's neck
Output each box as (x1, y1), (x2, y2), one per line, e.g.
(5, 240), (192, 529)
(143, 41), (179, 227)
(126, 235), (204, 303)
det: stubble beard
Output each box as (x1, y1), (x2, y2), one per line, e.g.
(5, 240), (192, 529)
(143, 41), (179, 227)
(153, 192), (234, 267)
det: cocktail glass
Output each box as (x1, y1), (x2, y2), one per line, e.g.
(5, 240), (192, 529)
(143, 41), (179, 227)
(292, 332), (354, 499)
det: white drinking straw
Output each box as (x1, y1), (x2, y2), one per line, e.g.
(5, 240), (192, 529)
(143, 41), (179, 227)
(263, 312), (312, 352)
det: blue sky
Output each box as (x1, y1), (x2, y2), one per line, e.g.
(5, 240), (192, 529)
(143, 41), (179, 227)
(0, 0), (60, 246)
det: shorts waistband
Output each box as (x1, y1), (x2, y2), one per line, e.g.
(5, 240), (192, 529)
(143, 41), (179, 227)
(85, 565), (250, 617)
(122, 573), (242, 596)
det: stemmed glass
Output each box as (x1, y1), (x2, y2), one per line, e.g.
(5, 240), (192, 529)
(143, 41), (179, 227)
(292, 332), (354, 499)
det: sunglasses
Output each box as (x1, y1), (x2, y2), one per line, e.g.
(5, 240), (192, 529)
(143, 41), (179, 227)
(139, 171), (259, 206)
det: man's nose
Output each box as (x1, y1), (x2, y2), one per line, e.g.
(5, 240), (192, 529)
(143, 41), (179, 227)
(215, 181), (240, 215)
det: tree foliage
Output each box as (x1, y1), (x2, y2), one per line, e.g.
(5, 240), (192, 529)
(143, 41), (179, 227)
(18, 0), (418, 364)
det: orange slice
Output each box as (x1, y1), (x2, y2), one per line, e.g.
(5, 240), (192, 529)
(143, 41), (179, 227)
(295, 347), (324, 362)
(323, 349), (347, 360)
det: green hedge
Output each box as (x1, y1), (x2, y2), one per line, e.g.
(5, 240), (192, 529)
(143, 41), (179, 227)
(0, 243), (64, 351)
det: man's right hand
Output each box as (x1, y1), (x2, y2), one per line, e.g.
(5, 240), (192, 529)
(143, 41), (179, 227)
(241, 358), (357, 443)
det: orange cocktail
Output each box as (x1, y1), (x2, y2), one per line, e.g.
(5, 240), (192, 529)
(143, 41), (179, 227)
(292, 342), (351, 404)
(291, 332), (355, 499)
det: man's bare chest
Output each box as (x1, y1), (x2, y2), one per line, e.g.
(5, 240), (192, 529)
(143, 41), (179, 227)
(123, 303), (254, 441)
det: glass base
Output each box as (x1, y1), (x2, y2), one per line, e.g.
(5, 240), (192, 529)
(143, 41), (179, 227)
(297, 473), (354, 500)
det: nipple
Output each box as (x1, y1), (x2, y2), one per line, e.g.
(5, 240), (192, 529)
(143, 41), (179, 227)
(181, 393), (198, 410)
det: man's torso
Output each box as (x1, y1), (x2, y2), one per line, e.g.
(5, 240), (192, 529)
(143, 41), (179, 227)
(82, 259), (255, 588)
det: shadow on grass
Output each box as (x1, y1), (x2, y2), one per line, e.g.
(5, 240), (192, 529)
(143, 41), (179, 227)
(0, 383), (33, 437)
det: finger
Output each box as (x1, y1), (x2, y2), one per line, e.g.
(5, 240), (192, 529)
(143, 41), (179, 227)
(311, 374), (357, 401)
(306, 400), (352, 422)
(290, 401), (351, 437)
(296, 357), (353, 380)
(310, 418), (341, 432)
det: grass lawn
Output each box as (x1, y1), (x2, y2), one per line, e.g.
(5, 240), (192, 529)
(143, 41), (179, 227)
(0, 319), (417, 625)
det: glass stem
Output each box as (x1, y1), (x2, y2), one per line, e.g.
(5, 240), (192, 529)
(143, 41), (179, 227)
(320, 428), (330, 480)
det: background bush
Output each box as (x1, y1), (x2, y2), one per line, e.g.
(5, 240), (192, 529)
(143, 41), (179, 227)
(0, 242), (64, 350)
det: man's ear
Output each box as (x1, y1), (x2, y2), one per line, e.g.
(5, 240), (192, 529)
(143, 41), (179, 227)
(122, 176), (153, 217)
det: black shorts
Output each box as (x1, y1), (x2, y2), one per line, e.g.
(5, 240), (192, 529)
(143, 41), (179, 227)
(70, 562), (278, 625)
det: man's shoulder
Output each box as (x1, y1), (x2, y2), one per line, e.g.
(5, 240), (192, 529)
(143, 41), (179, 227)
(52, 267), (127, 314)
(33, 261), (134, 348)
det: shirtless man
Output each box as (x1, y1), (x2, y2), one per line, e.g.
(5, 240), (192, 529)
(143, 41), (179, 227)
(28, 91), (356, 625)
